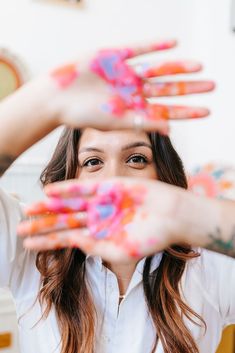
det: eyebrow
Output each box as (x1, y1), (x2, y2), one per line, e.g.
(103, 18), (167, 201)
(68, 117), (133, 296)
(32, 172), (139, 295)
(78, 142), (152, 154)
(79, 147), (104, 154)
(121, 142), (152, 151)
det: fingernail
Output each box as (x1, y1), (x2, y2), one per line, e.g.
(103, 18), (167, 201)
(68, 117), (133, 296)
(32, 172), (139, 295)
(152, 39), (177, 50)
(188, 107), (210, 119)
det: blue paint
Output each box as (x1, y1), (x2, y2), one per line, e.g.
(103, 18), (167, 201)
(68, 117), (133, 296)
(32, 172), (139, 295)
(96, 204), (115, 219)
(100, 55), (119, 80)
(212, 170), (224, 179)
(96, 229), (109, 239)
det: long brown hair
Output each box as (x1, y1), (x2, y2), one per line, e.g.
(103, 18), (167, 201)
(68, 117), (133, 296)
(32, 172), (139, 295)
(37, 128), (205, 353)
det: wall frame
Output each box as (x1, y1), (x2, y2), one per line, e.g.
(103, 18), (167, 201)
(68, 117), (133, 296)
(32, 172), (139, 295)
(37, 0), (83, 8)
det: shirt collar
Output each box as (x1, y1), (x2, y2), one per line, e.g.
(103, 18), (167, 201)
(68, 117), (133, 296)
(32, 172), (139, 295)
(86, 254), (103, 271)
(135, 252), (163, 275)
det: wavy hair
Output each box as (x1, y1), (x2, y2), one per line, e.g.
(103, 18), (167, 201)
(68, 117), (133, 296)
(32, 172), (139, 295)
(36, 128), (205, 353)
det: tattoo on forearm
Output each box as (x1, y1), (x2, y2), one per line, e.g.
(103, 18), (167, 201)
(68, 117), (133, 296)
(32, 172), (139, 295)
(207, 227), (235, 258)
(0, 155), (15, 176)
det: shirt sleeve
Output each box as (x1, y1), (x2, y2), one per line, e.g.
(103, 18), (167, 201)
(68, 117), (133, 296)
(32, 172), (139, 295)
(199, 249), (235, 326)
(0, 187), (26, 289)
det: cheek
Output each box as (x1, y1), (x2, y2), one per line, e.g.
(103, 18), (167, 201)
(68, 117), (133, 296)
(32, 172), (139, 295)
(76, 167), (85, 180)
(128, 165), (157, 179)
(150, 161), (158, 179)
(76, 168), (105, 181)
(141, 160), (158, 179)
(144, 166), (158, 180)
(76, 168), (91, 180)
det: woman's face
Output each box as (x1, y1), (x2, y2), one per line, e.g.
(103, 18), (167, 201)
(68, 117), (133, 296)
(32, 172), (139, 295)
(77, 128), (157, 180)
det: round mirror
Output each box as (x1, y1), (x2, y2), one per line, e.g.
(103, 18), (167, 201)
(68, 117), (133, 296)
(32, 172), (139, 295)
(0, 48), (28, 100)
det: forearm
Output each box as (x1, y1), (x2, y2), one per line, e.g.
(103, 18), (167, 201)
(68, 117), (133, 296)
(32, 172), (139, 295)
(204, 199), (235, 257)
(178, 190), (235, 258)
(0, 77), (59, 176)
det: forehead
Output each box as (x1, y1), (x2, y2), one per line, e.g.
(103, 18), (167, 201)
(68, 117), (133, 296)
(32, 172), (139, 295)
(78, 128), (151, 149)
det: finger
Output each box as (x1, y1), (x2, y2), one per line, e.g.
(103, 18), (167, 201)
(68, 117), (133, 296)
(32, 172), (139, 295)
(90, 41), (177, 87)
(147, 103), (210, 120)
(143, 80), (215, 97)
(45, 181), (98, 199)
(69, 235), (133, 263)
(61, 90), (169, 135)
(85, 240), (132, 263)
(101, 110), (170, 134)
(45, 178), (127, 202)
(17, 212), (87, 236)
(122, 39), (177, 59)
(55, 233), (128, 263)
(25, 197), (88, 216)
(93, 98), (171, 134)
(135, 61), (202, 78)
(23, 228), (91, 251)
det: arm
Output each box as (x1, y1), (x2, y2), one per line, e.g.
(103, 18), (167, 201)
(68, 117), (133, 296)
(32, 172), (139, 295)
(0, 78), (59, 176)
(17, 178), (235, 261)
(176, 191), (235, 258)
(0, 41), (214, 176)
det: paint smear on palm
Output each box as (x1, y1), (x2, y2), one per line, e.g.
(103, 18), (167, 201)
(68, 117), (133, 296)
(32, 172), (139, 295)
(143, 81), (215, 97)
(50, 45), (212, 122)
(25, 182), (146, 241)
(90, 41), (178, 100)
(87, 183), (146, 244)
(51, 63), (79, 88)
(18, 213), (85, 235)
(148, 104), (209, 120)
(138, 61), (202, 78)
(25, 197), (88, 215)
(90, 49), (146, 114)
(22, 182), (149, 257)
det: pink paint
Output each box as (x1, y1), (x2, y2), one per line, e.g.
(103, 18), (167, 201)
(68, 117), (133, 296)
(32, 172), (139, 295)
(51, 63), (79, 89)
(90, 49), (146, 114)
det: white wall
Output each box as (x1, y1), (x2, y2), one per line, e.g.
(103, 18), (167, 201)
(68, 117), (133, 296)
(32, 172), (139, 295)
(0, 0), (234, 189)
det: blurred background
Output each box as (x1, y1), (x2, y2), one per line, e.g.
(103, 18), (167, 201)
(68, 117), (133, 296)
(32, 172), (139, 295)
(0, 0), (235, 352)
(0, 0), (235, 202)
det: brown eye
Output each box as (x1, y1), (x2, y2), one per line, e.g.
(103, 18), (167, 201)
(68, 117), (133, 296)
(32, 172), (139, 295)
(83, 158), (103, 167)
(127, 154), (148, 165)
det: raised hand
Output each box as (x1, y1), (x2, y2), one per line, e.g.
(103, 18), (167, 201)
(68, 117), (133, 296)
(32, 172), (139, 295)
(46, 39), (214, 133)
(17, 178), (189, 262)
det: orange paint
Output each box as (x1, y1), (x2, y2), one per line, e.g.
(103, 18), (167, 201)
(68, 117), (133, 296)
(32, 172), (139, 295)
(51, 63), (79, 88)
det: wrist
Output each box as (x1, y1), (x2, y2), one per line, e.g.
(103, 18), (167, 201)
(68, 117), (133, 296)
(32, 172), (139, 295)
(28, 76), (62, 128)
(176, 190), (221, 247)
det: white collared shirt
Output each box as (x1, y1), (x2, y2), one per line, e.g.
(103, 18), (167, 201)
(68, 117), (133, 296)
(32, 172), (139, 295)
(1, 187), (235, 353)
(85, 254), (162, 353)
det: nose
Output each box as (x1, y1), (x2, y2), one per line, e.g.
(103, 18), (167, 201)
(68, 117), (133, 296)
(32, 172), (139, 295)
(102, 161), (125, 178)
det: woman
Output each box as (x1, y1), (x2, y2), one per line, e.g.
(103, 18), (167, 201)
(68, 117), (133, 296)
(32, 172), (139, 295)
(1, 42), (227, 353)
(16, 127), (235, 353)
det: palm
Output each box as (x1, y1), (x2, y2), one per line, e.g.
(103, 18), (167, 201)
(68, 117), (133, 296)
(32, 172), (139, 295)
(48, 40), (214, 133)
(17, 178), (175, 262)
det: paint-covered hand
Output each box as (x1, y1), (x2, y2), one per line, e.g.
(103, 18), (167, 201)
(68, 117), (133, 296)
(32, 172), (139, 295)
(46, 40), (214, 133)
(17, 178), (190, 262)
